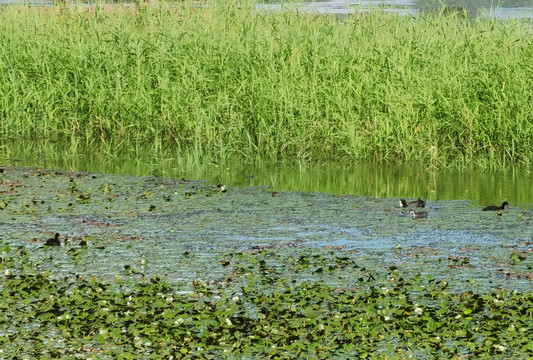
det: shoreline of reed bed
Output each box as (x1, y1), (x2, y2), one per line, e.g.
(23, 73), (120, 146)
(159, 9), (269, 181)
(1, 2), (532, 169)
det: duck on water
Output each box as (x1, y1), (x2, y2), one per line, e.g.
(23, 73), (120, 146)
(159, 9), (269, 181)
(45, 233), (61, 246)
(482, 202), (509, 211)
(410, 209), (428, 219)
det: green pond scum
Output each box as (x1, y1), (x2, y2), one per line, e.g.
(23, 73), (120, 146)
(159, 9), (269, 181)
(0, 167), (531, 358)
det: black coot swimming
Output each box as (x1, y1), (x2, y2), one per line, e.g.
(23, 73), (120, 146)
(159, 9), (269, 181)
(482, 202), (509, 211)
(399, 198), (425, 208)
(45, 233), (61, 246)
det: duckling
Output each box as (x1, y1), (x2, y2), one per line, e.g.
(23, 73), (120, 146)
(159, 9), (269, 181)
(482, 202), (509, 211)
(399, 198), (426, 208)
(45, 233), (61, 246)
(410, 209), (428, 219)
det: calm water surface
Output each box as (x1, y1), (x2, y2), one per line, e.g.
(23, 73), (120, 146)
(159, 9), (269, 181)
(1, 0), (532, 18)
(257, 0), (533, 18)
(1, 141), (532, 207)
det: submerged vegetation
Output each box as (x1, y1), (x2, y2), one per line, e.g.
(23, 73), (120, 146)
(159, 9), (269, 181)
(1, 245), (532, 358)
(0, 2), (532, 168)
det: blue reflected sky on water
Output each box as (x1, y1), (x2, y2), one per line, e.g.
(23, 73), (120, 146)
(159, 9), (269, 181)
(257, 0), (533, 18)
(1, 0), (532, 18)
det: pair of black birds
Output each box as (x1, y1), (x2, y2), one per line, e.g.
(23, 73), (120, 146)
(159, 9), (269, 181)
(399, 198), (509, 219)
(399, 198), (428, 218)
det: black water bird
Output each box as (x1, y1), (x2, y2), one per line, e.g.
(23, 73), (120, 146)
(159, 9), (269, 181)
(410, 210), (428, 219)
(45, 233), (61, 246)
(399, 198), (425, 208)
(482, 202), (509, 211)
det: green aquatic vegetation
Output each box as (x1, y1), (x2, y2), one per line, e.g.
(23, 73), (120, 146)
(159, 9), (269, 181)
(0, 166), (531, 357)
(1, 2), (533, 168)
(510, 252), (527, 264)
(1, 246), (531, 358)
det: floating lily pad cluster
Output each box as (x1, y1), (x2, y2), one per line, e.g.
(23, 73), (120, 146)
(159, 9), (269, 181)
(1, 245), (531, 358)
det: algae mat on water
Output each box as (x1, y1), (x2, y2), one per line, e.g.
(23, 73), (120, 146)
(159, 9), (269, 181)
(0, 167), (531, 358)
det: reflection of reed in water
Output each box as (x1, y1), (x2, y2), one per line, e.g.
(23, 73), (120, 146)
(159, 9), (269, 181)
(438, 6), (470, 18)
(53, 0), (71, 8)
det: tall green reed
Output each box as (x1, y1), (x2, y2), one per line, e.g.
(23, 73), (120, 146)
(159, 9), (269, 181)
(0, 2), (532, 168)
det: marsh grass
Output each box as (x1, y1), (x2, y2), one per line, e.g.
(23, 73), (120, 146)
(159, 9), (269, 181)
(0, 2), (532, 168)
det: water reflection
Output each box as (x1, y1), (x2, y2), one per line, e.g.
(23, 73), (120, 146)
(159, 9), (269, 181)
(1, 0), (532, 18)
(256, 0), (533, 18)
(257, 0), (417, 16)
(1, 141), (532, 207)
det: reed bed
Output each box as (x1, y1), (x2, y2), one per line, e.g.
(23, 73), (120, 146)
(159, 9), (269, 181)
(0, 2), (532, 168)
